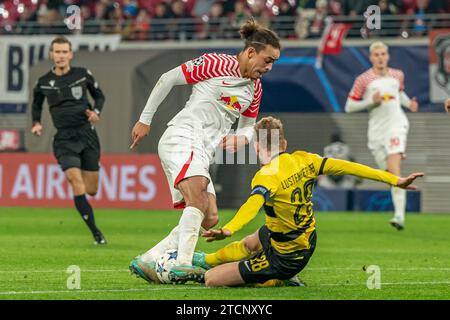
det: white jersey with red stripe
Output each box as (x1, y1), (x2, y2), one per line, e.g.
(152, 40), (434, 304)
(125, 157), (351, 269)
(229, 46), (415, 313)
(168, 53), (261, 156)
(348, 68), (409, 140)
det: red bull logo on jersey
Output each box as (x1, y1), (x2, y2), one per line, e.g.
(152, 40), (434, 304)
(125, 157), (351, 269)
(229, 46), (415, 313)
(219, 94), (242, 112)
(382, 94), (396, 101)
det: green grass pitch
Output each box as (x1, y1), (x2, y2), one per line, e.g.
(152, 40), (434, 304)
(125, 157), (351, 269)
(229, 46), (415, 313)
(0, 207), (449, 300)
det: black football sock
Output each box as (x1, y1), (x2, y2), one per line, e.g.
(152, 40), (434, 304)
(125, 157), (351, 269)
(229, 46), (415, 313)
(74, 194), (99, 234)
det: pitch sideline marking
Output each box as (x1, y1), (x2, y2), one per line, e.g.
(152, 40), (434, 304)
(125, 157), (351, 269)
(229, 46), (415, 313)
(1, 281), (450, 295)
(1, 267), (450, 273)
(0, 287), (208, 295)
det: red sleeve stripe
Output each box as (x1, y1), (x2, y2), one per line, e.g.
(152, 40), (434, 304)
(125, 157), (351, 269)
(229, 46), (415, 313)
(181, 63), (195, 84)
(226, 56), (237, 77)
(348, 94), (362, 101)
(184, 53), (243, 84)
(218, 57), (225, 77)
(230, 56), (240, 77)
(212, 58), (223, 77)
(222, 56), (231, 76)
(242, 80), (262, 118)
(349, 70), (374, 99)
(389, 68), (405, 91)
(204, 56), (214, 79)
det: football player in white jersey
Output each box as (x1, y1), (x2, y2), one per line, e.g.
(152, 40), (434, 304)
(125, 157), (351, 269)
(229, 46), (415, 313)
(128, 18), (281, 283)
(345, 41), (419, 230)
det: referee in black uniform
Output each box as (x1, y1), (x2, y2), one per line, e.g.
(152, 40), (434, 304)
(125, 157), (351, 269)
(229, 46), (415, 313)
(31, 36), (107, 245)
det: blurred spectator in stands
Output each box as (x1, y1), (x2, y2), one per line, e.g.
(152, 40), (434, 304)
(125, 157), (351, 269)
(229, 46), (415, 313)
(221, 0), (237, 16)
(47, 0), (66, 16)
(168, 0), (194, 40)
(308, 0), (328, 38)
(342, 0), (377, 16)
(317, 132), (362, 189)
(123, 0), (139, 20)
(272, 1), (297, 39)
(77, 5), (91, 34)
(397, 0), (416, 14)
(131, 8), (150, 40)
(297, 0), (317, 10)
(296, 0), (315, 39)
(379, 0), (398, 15)
(151, 3), (170, 40)
(102, 1), (123, 34)
(15, 6), (38, 35)
(367, 0), (397, 37)
(193, 0), (217, 18)
(329, 0), (344, 16)
(399, 0), (436, 37)
(248, 0), (271, 29)
(121, 0), (139, 37)
(227, 0), (251, 38)
(86, 1), (107, 34)
(198, 1), (226, 40)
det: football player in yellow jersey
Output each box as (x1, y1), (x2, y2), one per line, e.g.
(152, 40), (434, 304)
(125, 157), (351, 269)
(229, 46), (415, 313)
(169, 116), (424, 287)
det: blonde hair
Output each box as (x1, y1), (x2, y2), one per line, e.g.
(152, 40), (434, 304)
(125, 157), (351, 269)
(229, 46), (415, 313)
(254, 116), (285, 150)
(369, 41), (388, 53)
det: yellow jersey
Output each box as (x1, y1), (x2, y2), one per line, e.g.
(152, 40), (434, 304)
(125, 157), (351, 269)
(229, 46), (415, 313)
(223, 151), (399, 255)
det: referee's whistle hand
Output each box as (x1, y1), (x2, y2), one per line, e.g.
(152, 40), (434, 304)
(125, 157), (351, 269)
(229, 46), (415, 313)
(130, 121), (150, 149)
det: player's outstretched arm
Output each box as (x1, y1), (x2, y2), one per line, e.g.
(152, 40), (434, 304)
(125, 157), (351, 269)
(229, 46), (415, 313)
(321, 157), (424, 188)
(396, 172), (424, 190)
(344, 92), (381, 113)
(203, 228), (232, 242)
(130, 122), (151, 149)
(130, 66), (187, 149)
(202, 195), (264, 242)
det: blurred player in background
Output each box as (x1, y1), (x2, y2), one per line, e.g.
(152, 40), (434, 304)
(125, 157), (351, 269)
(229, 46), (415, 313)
(129, 18), (281, 283)
(169, 117), (424, 287)
(444, 98), (450, 112)
(31, 36), (107, 245)
(345, 41), (419, 231)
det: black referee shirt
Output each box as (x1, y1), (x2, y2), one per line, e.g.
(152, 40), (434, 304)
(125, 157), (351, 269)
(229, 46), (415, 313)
(31, 67), (105, 130)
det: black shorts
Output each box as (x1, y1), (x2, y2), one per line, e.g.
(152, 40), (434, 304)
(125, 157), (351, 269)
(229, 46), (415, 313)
(238, 226), (317, 284)
(53, 124), (101, 172)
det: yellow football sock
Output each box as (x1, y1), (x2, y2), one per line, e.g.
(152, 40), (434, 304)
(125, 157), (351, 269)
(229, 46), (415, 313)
(205, 239), (251, 267)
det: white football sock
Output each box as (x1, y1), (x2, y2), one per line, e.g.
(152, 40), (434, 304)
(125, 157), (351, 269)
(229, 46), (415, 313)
(141, 225), (179, 263)
(391, 187), (406, 223)
(177, 206), (204, 266)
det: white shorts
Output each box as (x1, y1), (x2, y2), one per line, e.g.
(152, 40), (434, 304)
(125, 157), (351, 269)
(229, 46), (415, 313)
(368, 130), (408, 170)
(158, 125), (215, 208)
